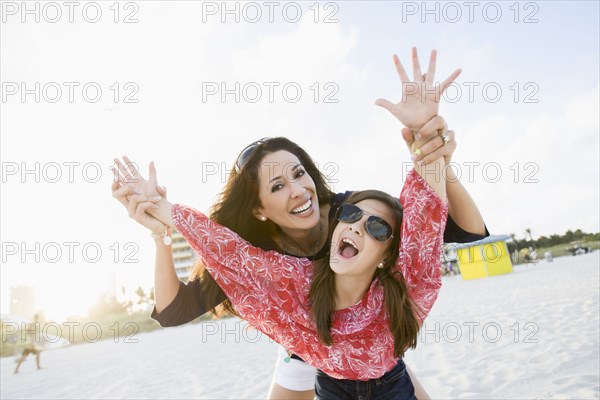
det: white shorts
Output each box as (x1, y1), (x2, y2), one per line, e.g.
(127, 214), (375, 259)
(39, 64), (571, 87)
(272, 346), (317, 391)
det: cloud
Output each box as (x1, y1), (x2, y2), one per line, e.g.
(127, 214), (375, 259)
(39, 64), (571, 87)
(232, 18), (359, 82)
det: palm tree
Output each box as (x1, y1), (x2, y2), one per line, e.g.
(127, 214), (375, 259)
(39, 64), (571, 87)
(525, 228), (533, 241)
(508, 233), (519, 263)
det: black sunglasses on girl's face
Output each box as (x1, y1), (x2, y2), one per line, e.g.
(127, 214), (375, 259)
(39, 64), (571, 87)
(234, 137), (272, 173)
(335, 204), (395, 242)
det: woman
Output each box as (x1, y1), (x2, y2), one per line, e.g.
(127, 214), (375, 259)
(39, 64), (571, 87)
(115, 143), (447, 398)
(112, 48), (488, 398)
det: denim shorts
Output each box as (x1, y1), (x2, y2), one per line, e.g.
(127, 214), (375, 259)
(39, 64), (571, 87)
(314, 359), (416, 400)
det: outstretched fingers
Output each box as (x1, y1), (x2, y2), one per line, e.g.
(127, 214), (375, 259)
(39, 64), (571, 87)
(393, 54), (410, 83)
(440, 69), (462, 94)
(113, 157), (142, 184)
(411, 47), (423, 82)
(113, 158), (131, 182)
(374, 53), (412, 110)
(374, 97), (395, 112)
(111, 180), (126, 206)
(148, 161), (158, 186)
(425, 49), (437, 84)
(111, 167), (136, 206)
(122, 155), (143, 182)
(111, 166), (122, 189)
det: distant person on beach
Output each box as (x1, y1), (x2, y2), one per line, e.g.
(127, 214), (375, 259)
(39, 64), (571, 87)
(447, 261), (456, 276)
(14, 314), (43, 374)
(522, 246), (538, 264)
(112, 48), (488, 399)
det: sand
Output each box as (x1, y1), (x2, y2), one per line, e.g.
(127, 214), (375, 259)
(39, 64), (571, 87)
(2, 252), (598, 399)
(404, 252), (599, 399)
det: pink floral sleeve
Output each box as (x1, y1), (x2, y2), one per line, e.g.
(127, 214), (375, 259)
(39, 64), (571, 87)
(397, 168), (449, 324)
(171, 204), (315, 344)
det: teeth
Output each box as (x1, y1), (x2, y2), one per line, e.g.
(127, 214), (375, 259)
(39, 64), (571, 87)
(291, 199), (312, 214)
(342, 238), (358, 250)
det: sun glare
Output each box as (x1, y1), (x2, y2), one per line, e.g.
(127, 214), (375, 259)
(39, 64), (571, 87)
(16, 266), (117, 323)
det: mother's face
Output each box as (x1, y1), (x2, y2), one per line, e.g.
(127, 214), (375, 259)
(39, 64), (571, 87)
(252, 150), (321, 232)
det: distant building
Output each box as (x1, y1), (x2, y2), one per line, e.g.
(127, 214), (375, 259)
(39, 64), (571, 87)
(446, 235), (513, 280)
(172, 231), (197, 282)
(10, 285), (36, 319)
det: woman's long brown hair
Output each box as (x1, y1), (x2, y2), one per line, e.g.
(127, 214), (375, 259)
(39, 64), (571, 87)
(308, 190), (422, 358)
(190, 137), (335, 316)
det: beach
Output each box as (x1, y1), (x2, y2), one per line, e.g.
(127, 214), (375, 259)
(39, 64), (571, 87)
(2, 252), (599, 399)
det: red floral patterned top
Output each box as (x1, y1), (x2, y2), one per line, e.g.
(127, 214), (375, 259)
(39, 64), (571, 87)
(172, 169), (448, 380)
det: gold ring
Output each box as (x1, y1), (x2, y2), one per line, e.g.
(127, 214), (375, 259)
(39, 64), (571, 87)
(440, 133), (450, 146)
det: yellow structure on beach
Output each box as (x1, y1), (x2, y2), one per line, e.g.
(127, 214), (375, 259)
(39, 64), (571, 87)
(449, 235), (513, 280)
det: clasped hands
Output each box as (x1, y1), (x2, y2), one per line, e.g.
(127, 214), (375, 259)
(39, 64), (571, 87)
(112, 157), (168, 235)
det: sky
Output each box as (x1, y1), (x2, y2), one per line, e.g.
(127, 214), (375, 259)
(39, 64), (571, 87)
(1, 1), (599, 320)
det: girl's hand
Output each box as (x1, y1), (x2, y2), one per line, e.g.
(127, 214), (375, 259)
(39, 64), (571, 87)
(112, 156), (161, 200)
(111, 163), (167, 234)
(375, 47), (461, 129)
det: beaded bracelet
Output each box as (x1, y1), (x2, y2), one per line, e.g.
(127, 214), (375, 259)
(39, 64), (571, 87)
(151, 225), (172, 246)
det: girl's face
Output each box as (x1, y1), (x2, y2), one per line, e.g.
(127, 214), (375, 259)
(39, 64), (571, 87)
(329, 199), (396, 279)
(253, 150), (321, 232)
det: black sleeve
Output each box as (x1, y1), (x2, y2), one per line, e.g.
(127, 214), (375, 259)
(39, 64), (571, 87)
(150, 280), (226, 327)
(443, 214), (490, 244)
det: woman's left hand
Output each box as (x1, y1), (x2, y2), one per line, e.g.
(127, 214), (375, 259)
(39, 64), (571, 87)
(375, 47), (461, 130)
(403, 115), (456, 165)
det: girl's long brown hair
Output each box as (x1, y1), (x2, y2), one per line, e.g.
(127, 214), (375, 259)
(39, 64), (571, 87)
(190, 137), (335, 316)
(308, 190), (423, 358)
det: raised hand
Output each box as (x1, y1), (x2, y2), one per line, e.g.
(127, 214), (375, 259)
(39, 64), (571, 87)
(112, 156), (162, 199)
(375, 47), (461, 129)
(111, 158), (166, 234)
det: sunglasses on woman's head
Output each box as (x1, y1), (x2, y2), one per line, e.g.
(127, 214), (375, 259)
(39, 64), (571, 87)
(335, 204), (395, 242)
(234, 137), (272, 173)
